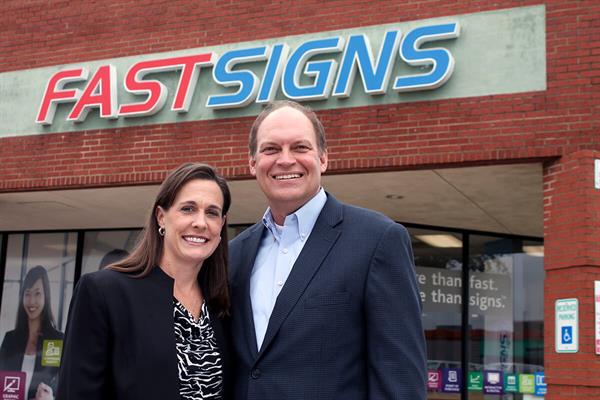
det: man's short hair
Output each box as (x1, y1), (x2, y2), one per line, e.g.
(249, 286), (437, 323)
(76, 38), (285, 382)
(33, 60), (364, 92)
(249, 100), (327, 157)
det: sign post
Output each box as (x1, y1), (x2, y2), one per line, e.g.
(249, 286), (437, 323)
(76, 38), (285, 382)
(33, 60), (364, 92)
(595, 282), (600, 355)
(595, 159), (600, 189)
(555, 298), (579, 353)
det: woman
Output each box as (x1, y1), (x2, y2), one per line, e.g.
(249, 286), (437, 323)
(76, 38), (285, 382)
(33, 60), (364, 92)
(57, 163), (232, 400)
(0, 265), (63, 400)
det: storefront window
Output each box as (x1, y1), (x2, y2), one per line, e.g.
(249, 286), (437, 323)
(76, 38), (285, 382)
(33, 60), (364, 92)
(468, 235), (544, 399)
(0, 232), (76, 400)
(0, 225), (544, 399)
(80, 229), (141, 275)
(409, 227), (463, 399)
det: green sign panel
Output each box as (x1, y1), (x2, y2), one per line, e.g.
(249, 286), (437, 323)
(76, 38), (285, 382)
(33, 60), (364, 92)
(518, 374), (535, 394)
(468, 371), (483, 391)
(504, 373), (518, 393)
(41, 339), (63, 367)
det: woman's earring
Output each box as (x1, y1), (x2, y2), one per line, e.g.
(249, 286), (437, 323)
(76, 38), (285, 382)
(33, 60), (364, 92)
(158, 226), (165, 236)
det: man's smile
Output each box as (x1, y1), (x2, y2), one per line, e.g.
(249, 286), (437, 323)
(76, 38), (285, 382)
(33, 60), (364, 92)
(273, 173), (303, 180)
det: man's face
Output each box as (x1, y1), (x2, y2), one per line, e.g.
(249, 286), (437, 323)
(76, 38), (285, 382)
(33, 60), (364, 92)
(250, 106), (328, 215)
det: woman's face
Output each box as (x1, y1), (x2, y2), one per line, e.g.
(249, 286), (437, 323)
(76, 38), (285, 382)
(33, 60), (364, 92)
(156, 179), (225, 270)
(23, 278), (45, 321)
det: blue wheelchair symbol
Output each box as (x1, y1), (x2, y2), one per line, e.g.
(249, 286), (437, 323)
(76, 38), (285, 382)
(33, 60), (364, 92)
(561, 326), (573, 344)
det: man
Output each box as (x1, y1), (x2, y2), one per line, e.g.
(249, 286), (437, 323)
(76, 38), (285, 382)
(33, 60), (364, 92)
(229, 100), (427, 400)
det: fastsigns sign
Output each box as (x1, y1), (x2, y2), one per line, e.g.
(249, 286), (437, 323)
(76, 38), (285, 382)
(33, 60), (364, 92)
(36, 23), (460, 125)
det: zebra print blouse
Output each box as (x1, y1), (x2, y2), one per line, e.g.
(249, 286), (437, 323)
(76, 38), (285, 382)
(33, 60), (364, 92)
(174, 298), (223, 400)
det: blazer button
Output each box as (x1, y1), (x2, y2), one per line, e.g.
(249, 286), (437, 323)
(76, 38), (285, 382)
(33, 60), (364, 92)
(251, 368), (261, 379)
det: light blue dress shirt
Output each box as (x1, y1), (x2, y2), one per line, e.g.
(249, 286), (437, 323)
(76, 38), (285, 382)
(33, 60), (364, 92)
(250, 188), (327, 350)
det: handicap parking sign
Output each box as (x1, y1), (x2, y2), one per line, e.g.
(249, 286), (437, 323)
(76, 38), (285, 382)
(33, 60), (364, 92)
(555, 298), (578, 353)
(561, 326), (573, 344)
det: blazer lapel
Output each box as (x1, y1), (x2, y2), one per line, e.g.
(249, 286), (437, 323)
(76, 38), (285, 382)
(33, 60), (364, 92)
(237, 223), (264, 359)
(257, 195), (343, 358)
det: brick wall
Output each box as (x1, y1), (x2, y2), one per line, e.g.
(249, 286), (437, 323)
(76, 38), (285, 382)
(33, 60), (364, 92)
(1, 0), (598, 191)
(544, 151), (600, 398)
(0, 0), (557, 72)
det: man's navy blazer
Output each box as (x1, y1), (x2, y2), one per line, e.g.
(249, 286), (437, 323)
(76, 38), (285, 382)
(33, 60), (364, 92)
(229, 193), (427, 400)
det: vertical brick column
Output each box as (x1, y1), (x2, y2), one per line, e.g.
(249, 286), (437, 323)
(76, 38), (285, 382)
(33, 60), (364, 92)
(544, 150), (600, 399)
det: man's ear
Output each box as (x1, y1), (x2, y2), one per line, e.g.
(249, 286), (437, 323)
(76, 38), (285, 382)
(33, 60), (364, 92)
(249, 155), (257, 176)
(319, 150), (328, 173)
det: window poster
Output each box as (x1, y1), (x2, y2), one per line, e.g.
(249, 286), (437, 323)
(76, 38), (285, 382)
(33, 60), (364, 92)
(0, 233), (76, 400)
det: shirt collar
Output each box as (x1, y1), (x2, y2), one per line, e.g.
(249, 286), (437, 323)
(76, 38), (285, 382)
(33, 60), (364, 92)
(262, 188), (327, 241)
